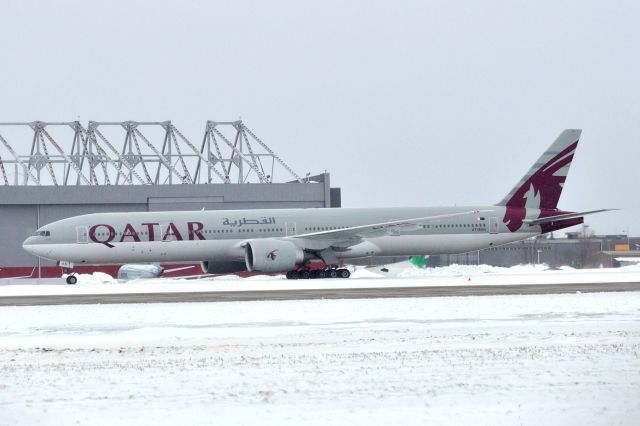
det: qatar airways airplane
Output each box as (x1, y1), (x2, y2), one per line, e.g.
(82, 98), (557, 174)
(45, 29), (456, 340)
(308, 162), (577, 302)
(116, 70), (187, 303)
(23, 129), (610, 284)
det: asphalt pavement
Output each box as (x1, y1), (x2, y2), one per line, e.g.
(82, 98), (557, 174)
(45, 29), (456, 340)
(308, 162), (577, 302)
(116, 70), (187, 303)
(1, 282), (639, 306)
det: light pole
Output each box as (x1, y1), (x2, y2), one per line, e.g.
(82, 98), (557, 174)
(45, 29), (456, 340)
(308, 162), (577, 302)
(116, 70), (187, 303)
(626, 226), (630, 251)
(537, 249), (542, 265)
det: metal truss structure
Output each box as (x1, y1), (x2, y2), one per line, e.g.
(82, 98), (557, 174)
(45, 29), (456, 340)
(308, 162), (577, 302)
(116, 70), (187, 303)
(0, 120), (304, 186)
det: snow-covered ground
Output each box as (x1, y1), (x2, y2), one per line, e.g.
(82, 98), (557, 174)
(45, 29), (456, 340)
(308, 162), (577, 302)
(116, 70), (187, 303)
(1, 263), (639, 297)
(1, 291), (639, 425)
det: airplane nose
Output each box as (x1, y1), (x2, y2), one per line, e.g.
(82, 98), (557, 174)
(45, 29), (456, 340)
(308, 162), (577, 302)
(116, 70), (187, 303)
(23, 236), (35, 249)
(23, 236), (50, 257)
(22, 236), (37, 254)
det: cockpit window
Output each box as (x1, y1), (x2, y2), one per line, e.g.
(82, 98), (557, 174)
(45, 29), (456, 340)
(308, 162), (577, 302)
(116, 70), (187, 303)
(33, 231), (51, 237)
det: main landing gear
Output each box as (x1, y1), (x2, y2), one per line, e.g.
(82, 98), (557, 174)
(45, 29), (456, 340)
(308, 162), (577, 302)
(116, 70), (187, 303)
(286, 248), (350, 279)
(285, 268), (351, 280)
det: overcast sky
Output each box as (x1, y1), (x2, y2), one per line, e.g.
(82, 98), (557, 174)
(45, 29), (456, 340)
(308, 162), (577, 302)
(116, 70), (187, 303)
(1, 0), (638, 235)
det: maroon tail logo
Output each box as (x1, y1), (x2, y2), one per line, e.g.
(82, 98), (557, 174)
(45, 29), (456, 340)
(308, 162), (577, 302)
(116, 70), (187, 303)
(266, 250), (278, 261)
(503, 141), (578, 232)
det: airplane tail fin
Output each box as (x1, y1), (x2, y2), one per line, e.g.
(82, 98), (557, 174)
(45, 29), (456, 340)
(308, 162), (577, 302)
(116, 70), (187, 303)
(497, 129), (581, 210)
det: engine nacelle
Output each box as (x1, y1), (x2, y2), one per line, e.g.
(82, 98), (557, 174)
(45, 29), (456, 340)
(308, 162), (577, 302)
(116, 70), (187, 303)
(244, 239), (304, 272)
(200, 260), (247, 275)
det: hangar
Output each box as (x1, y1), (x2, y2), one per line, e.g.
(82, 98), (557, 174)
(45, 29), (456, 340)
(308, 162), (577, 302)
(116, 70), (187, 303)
(0, 120), (340, 278)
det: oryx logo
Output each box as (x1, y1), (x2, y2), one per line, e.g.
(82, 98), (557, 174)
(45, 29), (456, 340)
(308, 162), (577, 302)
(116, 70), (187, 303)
(503, 141), (578, 232)
(266, 250), (278, 261)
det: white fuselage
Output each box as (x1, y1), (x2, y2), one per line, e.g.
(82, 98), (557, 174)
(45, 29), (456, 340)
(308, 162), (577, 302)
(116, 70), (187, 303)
(23, 206), (539, 266)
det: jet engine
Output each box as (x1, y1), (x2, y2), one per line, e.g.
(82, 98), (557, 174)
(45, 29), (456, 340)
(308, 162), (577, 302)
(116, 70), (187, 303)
(244, 239), (304, 272)
(200, 260), (247, 274)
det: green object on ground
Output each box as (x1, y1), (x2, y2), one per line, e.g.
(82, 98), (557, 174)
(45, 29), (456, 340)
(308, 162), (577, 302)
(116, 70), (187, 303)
(409, 255), (428, 269)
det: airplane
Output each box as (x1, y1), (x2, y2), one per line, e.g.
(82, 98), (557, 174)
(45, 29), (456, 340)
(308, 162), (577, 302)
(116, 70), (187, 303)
(23, 129), (612, 284)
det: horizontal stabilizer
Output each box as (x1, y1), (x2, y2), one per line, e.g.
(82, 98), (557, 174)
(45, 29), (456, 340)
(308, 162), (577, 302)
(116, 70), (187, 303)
(523, 209), (616, 226)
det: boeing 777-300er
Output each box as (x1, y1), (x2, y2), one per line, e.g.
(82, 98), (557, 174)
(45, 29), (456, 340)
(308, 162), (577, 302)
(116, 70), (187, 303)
(23, 129), (611, 284)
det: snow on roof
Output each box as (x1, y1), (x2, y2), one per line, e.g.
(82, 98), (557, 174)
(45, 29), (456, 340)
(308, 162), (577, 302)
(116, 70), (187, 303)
(615, 257), (640, 263)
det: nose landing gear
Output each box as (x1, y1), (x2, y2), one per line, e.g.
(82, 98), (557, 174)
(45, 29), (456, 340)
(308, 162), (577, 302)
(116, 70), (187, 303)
(60, 262), (77, 285)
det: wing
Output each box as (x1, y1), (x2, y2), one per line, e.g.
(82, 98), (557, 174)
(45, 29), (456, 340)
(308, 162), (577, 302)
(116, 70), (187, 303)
(523, 209), (616, 226)
(287, 209), (493, 250)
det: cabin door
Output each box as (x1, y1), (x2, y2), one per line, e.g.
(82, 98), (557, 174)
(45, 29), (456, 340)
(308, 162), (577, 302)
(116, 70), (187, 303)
(152, 224), (164, 242)
(489, 217), (499, 234)
(285, 222), (296, 236)
(76, 226), (88, 244)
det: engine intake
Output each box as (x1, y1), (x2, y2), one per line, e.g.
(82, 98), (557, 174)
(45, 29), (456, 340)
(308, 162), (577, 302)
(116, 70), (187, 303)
(245, 239), (304, 272)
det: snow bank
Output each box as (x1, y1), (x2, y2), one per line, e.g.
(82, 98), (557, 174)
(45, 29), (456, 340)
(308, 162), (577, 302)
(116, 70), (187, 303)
(1, 263), (639, 298)
(62, 271), (116, 285)
(396, 263), (547, 277)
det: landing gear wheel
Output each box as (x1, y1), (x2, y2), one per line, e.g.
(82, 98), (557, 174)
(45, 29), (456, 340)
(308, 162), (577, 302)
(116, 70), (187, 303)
(328, 269), (338, 278)
(66, 275), (77, 285)
(338, 269), (350, 279)
(317, 269), (327, 279)
(286, 271), (299, 280)
(300, 270), (311, 279)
